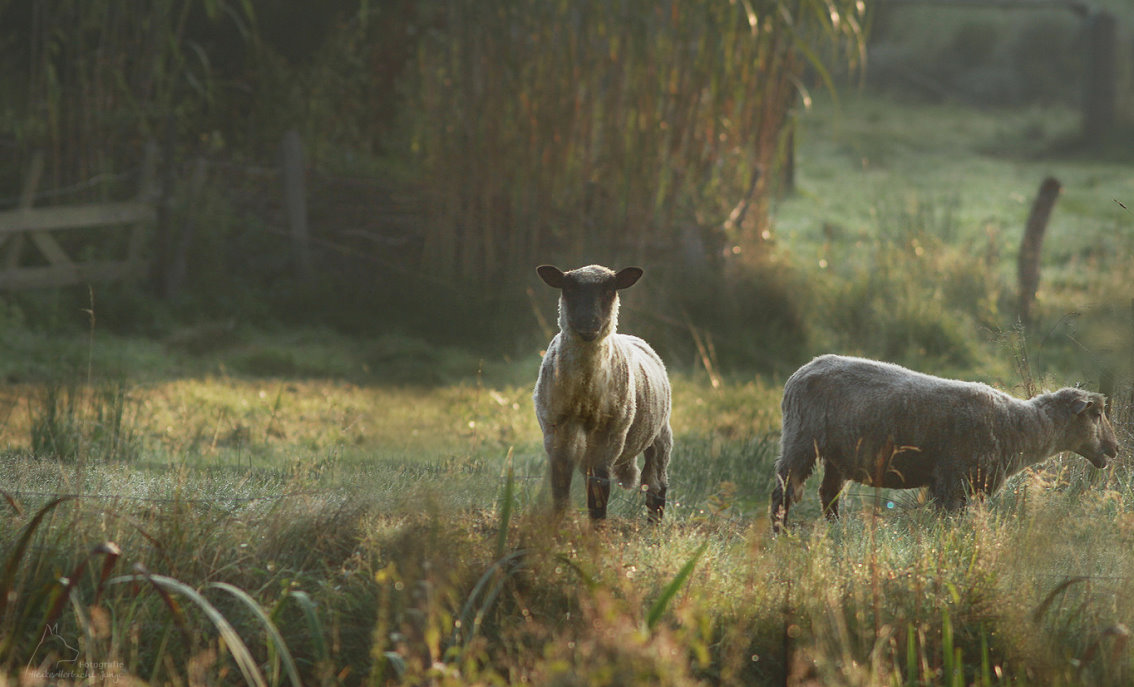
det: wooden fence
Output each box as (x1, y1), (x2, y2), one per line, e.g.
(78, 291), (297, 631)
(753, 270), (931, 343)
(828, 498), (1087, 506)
(0, 130), (316, 294)
(0, 145), (158, 291)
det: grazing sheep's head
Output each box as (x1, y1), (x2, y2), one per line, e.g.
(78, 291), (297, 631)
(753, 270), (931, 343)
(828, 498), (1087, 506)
(537, 264), (643, 343)
(1052, 388), (1119, 468)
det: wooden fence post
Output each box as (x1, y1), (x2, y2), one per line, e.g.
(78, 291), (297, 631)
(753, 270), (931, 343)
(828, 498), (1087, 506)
(165, 157), (207, 299)
(2, 151), (44, 269)
(138, 140), (160, 201)
(132, 141), (159, 278)
(1017, 176), (1062, 326)
(150, 118), (178, 295)
(281, 130), (312, 279)
(1082, 10), (1117, 144)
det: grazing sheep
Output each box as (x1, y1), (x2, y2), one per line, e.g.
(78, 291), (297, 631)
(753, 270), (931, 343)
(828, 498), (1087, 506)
(771, 354), (1118, 531)
(533, 264), (672, 521)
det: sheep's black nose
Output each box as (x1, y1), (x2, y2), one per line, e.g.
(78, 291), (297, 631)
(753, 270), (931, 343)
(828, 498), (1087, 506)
(577, 330), (599, 342)
(1089, 448), (1113, 469)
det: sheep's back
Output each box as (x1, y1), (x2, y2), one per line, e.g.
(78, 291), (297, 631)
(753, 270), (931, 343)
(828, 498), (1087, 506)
(783, 355), (1006, 477)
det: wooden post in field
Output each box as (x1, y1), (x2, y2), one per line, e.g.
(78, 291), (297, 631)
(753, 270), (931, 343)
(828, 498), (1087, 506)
(1017, 177), (1062, 326)
(781, 119), (796, 196)
(133, 141), (159, 281)
(281, 130), (312, 279)
(2, 151), (44, 269)
(1082, 11), (1117, 144)
(165, 157), (207, 298)
(150, 118), (179, 295)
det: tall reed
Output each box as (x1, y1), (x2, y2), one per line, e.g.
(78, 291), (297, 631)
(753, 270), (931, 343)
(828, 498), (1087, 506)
(11, 0), (255, 191)
(405, 0), (865, 289)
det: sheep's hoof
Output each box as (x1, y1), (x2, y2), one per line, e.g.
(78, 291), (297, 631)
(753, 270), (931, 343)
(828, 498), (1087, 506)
(770, 507), (789, 535)
(645, 492), (666, 523)
(586, 474), (610, 520)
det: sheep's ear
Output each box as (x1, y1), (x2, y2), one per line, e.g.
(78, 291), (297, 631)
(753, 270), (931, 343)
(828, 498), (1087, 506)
(614, 267), (643, 289)
(537, 265), (566, 288)
(1072, 398), (1093, 415)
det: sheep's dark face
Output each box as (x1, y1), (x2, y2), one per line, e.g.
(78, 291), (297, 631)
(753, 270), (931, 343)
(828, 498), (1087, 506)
(538, 264), (643, 343)
(1060, 390), (1119, 468)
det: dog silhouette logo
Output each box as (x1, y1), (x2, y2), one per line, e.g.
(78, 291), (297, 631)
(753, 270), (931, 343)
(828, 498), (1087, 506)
(27, 623), (80, 669)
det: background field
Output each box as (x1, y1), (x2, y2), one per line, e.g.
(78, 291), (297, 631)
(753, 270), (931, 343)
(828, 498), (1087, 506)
(2, 88), (1134, 685)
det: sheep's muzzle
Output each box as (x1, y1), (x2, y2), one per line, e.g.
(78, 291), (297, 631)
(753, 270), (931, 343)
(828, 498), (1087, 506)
(1089, 443), (1118, 469)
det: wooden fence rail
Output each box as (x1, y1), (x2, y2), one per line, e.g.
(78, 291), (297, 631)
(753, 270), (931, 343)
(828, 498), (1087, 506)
(0, 144), (157, 291)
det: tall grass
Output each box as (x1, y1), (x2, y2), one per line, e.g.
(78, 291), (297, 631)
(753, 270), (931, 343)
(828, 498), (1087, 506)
(6, 0), (256, 191)
(28, 379), (139, 463)
(4, 383), (1134, 684)
(809, 192), (1008, 375)
(405, 0), (865, 289)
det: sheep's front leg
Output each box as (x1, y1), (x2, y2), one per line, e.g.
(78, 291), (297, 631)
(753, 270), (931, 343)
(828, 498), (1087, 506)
(771, 467), (807, 534)
(819, 463), (845, 520)
(930, 468), (966, 512)
(546, 423), (585, 514)
(583, 430), (625, 521)
(771, 438), (819, 534)
(586, 464), (611, 520)
(550, 456), (575, 513)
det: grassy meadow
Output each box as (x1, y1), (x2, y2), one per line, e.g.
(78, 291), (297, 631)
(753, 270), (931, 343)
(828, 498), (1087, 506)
(3, 95), (1134, 685)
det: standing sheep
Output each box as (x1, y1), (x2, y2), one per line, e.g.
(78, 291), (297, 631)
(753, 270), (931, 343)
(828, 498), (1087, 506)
(533, 264), (672, 521)
(771, 354), (1118, 531)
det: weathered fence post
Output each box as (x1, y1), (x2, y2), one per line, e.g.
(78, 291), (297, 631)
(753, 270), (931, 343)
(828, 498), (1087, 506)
(1017, 176), (1062, 326)
(149, 117), (180, 295)
(133, 141), (159, 279)
(138, 140), (160, 201)
(165, 157), (207, 299)
(2, 151), (44, 269)
(1082, 10), (1117, 144)
(281, 130), (312, 280)
(782, 122), (796, 196)
(18, 151), (44, 209)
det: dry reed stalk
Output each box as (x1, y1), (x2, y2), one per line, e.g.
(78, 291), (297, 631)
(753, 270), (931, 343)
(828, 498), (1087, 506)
(409, 0), (864, 289)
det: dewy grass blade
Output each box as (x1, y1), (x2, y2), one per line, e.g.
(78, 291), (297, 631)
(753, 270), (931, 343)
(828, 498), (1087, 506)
(1033, 576), (1089, 623)
(496, 449), (515, 559)
(0, 496), (73, 620)
(647, 541), (708, 631)
(40, 541), (121, 632)
(1, 490), (21, 515)
(108, 573), (269, 687)
(274, 589), (330, 667)
(454, 549), (528, 649)
(211, 581), (303, 687)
